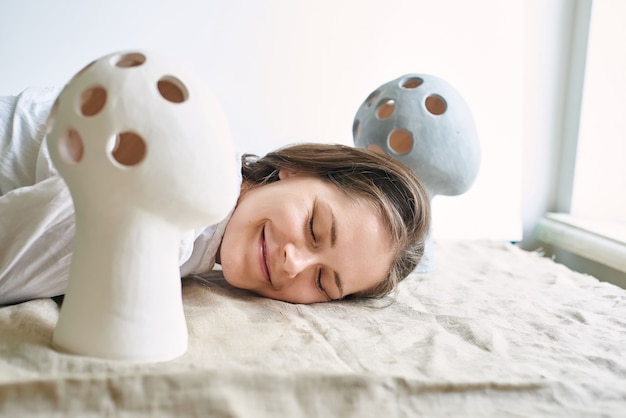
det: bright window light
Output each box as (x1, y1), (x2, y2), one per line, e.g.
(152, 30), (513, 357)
(571, 0), (626, 226)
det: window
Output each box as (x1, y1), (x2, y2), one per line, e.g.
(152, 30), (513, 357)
(535, 0), (626, 285)
(571, 0), (626, 233)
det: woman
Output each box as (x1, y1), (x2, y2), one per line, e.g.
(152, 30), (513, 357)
(0, 88), (430, 305)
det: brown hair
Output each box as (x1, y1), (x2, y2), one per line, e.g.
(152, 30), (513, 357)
(240, 143), (431, 299)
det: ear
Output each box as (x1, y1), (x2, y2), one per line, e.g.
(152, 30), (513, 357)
(278, 168), (299, 180)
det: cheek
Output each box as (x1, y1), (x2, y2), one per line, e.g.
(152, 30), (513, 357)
(219, 249), (237, 285)
(219, 228), (246, 284)
(221, 260), (252, 292)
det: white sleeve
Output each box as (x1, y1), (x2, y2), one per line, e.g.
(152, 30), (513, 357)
(0, 175), (75, 305)
(0, 87), (61, 195)
(178, 227), (205, 267)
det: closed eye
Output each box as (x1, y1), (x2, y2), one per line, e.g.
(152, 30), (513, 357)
(316, 267), (331, 301)
(309, 216), (317, 243)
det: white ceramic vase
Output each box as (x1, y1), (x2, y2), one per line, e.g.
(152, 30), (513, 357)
(46, 50), (240, 362)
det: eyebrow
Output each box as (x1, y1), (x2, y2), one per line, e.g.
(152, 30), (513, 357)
(328, 209), (343, 298)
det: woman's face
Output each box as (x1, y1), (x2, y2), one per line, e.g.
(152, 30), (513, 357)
(218, 169), (394, 303)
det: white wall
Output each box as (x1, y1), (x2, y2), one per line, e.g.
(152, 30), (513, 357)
(1, 0), (523, 241)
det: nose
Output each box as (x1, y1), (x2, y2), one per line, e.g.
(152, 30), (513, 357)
(283, 243), (316, 279)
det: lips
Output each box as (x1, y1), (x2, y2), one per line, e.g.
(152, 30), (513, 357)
(259, 226), (272, 284)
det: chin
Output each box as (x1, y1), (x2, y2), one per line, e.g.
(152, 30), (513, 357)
(220, 268), (235, 286)
(221, 269), (249, 291)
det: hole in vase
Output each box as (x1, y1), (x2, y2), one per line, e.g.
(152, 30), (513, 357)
(80, 86), (107, 116)
(388, 129), (413, 154)
(110, 132), (147, 166)
(425, 94), (447, 115)
(114, 52), (146, 68)
(376, 99), (395, 120)
(353, 119), (360, 140)
(401, 77), (423, 89)
(158, 76), (188, 103)
(58, 128), (84, 164)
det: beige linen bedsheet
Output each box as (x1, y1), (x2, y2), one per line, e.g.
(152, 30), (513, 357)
(1, 240), (625, 417)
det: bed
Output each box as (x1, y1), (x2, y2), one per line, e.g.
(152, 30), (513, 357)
(1, 239), (625, 416)
(1, 87), (625, 416)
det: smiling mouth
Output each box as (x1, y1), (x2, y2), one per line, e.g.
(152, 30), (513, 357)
(261, 226), (272, 284)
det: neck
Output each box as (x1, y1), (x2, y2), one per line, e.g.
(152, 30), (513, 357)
(52, 206), (188, 362)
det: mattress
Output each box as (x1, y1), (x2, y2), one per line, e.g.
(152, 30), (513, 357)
(1, 240), (624, 417)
